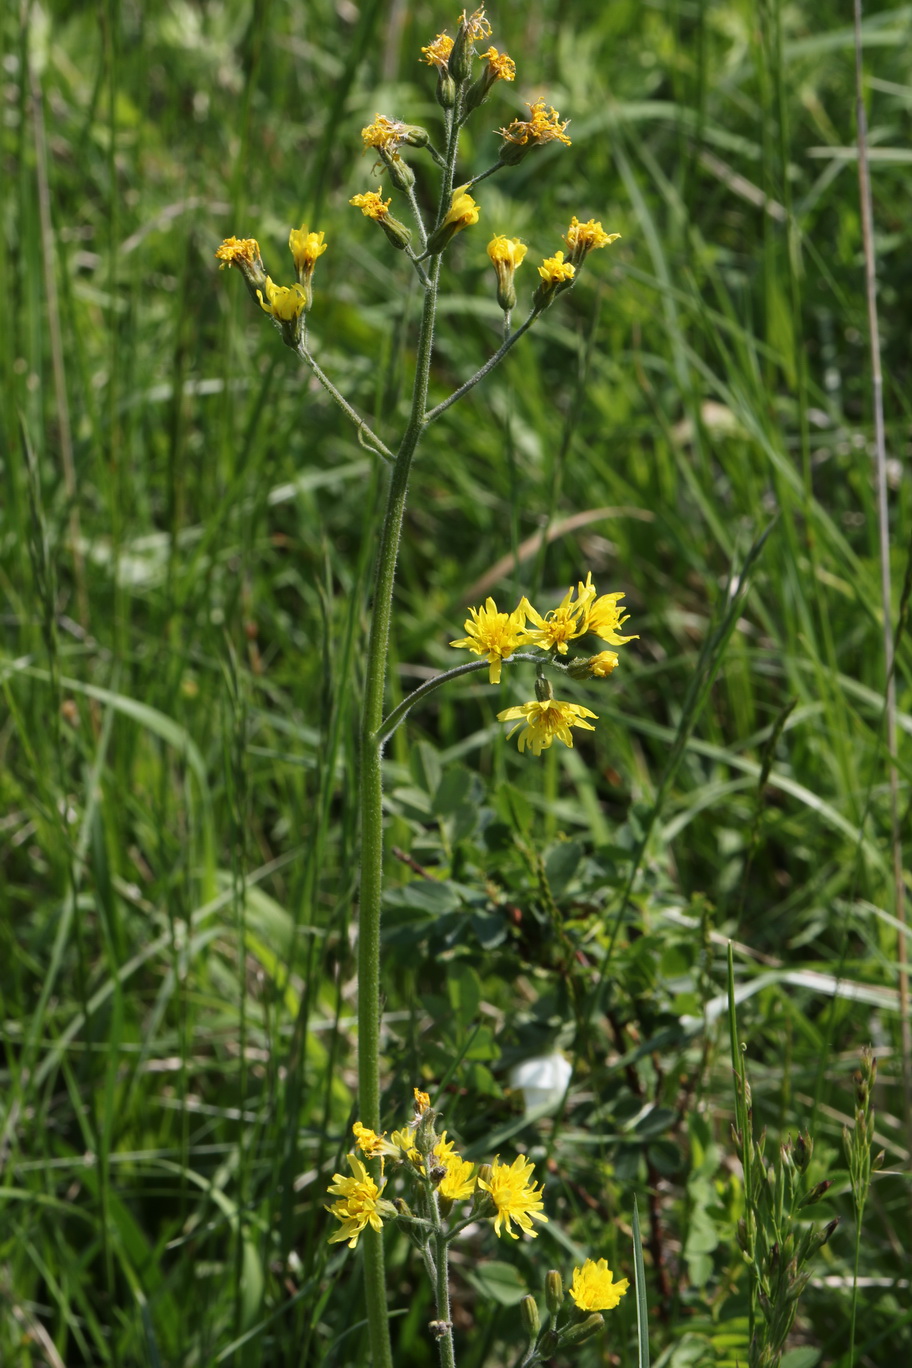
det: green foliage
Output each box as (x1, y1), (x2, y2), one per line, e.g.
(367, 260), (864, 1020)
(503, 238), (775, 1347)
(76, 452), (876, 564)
(2, 0), (910, 1364)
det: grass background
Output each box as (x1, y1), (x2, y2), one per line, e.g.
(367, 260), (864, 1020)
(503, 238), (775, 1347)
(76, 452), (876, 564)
(2, 0), (910, 1364)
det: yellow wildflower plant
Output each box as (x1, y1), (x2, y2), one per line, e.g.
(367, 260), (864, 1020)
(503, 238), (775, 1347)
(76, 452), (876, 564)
(487, 235), (527, 311)
(426, 184), (481, 255)
(477, 1154), (548, 1239)
(562, 216), (621, 268)
(497, 698), (598, 756)
(257, 276), (307, 322)
(325, 1154), (397, 1249)
(568, 1258), (630, 1312)
(450, 595), (527, 682)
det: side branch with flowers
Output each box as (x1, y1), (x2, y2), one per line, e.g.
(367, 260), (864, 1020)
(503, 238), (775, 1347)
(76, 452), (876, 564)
(326, 1091), (629, 1368)
(217, 8), (626, 1365)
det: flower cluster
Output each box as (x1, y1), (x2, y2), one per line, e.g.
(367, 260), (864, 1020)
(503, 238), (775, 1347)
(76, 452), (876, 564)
(325, 1090), (628, 1358)
(450, 574), (637, 754)
(326, 1091), (549, 1249)
(215, 224), (327, 345)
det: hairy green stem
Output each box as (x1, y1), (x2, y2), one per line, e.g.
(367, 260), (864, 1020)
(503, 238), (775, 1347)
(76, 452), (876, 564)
(357, 248), (441, 1367)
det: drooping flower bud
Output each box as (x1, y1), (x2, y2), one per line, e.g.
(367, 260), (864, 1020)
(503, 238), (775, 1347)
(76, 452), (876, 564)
(426, 185), (480, 255)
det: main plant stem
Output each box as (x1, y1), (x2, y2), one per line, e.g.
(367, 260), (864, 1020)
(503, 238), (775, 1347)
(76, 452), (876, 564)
(358, 253), (441, 1368)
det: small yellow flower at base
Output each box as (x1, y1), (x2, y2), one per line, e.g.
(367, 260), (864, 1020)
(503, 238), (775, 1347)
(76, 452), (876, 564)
(451, 596), (526, 682)
(497, 699), (598, 756)
(569, 1258), (630, 1312)
(477, 1154), (548, 1239)
(325, 1154), (396, 1249)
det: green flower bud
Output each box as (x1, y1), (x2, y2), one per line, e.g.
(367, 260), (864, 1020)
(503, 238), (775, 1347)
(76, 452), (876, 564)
(520, 1295), (540, 1341)
(558, 1313), (605, 1348)
(545, 1271), (564, 1317)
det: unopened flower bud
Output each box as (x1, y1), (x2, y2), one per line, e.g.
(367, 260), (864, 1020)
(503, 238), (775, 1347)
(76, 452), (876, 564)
(520, 1295), (540, 1340)
(558, 1313), (605, 1348)
(539, 1329), (559, 1356)
(436, 70), (457, 109)
(794, 1131), (813, 1173)
(380, 148), (416, 192)
(545, 1270), (564, 1316)
(798, 1179), (832, 1208)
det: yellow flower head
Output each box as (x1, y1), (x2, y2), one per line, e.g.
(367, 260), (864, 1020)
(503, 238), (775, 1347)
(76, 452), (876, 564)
(497, 699), (598, 756)
(215, 236), (263, 272)
(537, 251), (575, 286)
(426, 185), (481, 255)
(362, 114), (406, 151)
(288, 226), (327, 283)
(350, 190), (392, 220)
(563, 216), (620, 268)
(569, 1258), (630, 1311)
(587, 651), (620, 677)
(433, 1132), (477, 1202)
(487, 235), (527, 310)
(421, 32), (454, 70)
(257, 276), (308, 322)
(460, 6), (492, 41)
(576, 573), (638, 646)
(352, 1121), (403, 1159)
(478, 1154), (549, 1238)
(450, 596), (526, 683)
(487, 235), (527, 270)
(325, 1154), (396, 1248)
(442, 185), (480, 231)
(499, 98), (572, 148)
(480, 46), (515, 82)
(414, 1088), (432, 1115)
(518, 586), (587, 654)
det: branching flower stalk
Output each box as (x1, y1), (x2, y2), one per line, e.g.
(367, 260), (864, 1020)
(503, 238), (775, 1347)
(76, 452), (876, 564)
(218, 9), (626, 1364)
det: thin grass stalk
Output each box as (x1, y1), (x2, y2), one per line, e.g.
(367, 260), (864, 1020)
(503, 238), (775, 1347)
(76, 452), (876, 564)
(852, 0), (910, 1121)
(632, 1195), (651, 1368)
